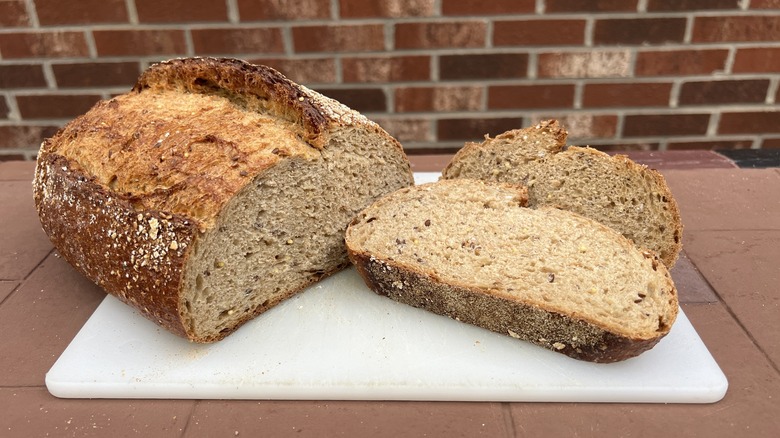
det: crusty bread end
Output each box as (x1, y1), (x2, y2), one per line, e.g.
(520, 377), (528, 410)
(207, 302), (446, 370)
(346, 179), (678, 363)
(442, 120), (683, 267)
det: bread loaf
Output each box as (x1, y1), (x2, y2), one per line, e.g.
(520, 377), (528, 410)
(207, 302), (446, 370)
(33, 57), (414, 342)
(345, 179), (678, 363)
(442, 120), (683, 267)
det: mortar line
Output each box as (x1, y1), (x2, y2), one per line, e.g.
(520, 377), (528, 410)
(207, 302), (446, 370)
(536, 0), (545, 14)
(125, 0), (139, 25)
(723, 46), (738, 75)
(501, 403), (517, 438)
(24, 0), (40, 27)
(683, 14), (694, 44)
(584, 17), (594, 47)
(41, 61), (57, 89)
(183, 28), (194, 57)
(1, 91), (20, 121)
(573, 80), (583, 110)
(331, 0), (340, 19)
(281, 25), (294, 56)
(766, 77), (779, 105)
(226, 0), (239, 23)
(83, 28), (98, 59)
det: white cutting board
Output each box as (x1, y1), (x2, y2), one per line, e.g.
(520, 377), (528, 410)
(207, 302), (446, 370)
(46, 173), (728, 403)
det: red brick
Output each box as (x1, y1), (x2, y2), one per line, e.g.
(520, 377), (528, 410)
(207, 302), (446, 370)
(395, 21), (486, 49)
(733, 48), (780, 73)
(135, 0), (228, 23)
(191, 28), (284, 55)
(545, 0), (637, 12)
(439, 54), (528, 80)
(761, 138), (780, 148)
(342, 56), (430, 83)
(534, 114), (618, 139)
(340, 0), (435, 17)
(623, 113), (710, 137)
(442, 0), (534, 15)
(719, 111), (780, 134)
(0, 125), (60, 150)
(0, 65), (47, 89)
(404, 146), (463, 154)
(0, 0), (30, 26)
(395, 86), (483, 112)
(248, 58), (337, 84)
(0, 32), (89, 58)
(93, 30), (187, 56)
(647, 0), (740, 10)
(488, 84), (575, 109)
(667, 140), (753, 150)
(315, 88), (386, 112)
(293, 25), (384, 53)
(373, 118), (433, 143)
(239, 0), (330, 20)
(635, 49), (728, 76)
(0, 153), (26, 161)
(494, 20), (586, 46)
(52, 62), (141, 88)
(16, 94), (103, 119)
(0, 97), (9, 119)
(679, 80), (769, 106)
(692, 16), (780, 42)
(582, 82), (672, 107)
(437, 117), (524, 141)
(752, 0), (780, 8)
(537, 51), (631, 78)
(589, 142), (660, 152)
(35, 0), (128, 25)
(594, 18), (686, 45)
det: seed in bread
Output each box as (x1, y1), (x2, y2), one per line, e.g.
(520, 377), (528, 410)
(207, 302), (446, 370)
(346, 179), (678, 363)
(442, 120), (683, 267)
(33, 57), (415, 342)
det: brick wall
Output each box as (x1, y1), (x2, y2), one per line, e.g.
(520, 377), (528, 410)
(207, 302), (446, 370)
(1, 0), (780, 160)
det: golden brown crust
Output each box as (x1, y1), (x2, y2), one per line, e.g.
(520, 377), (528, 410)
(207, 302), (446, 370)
(547, 146), (683, 267)
(133, 57), (357, 149)
(608, 150), (684, 266)
(39, 57), (393, 229)
(33, 153), (198, 338)
(33, 57), (410, 342)
(442, 119), (567, 177)
(349, 250), (670, 363)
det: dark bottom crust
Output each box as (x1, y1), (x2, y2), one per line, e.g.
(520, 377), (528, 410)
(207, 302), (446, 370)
(349, 251), (664, 363)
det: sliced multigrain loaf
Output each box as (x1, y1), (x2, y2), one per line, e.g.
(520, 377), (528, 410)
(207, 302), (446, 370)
(442, 120), (683, 267)
(345, 179), (678, 363)
(33, 57), (414, 343)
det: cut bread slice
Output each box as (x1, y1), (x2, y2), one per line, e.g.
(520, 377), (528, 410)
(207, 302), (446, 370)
(441, 120), (683, 267)
(34, 58), (414, 342)
(345, 179), (678, 363)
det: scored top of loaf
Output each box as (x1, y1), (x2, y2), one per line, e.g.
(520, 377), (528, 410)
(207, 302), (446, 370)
(133, 57), (375, 150)
(37, 57), (401, 229)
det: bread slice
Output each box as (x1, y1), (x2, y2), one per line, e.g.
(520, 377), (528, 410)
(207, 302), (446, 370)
(441, 120), (683, 267)
(33, 57), (414, 342)
(345, 179), (678, 363)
